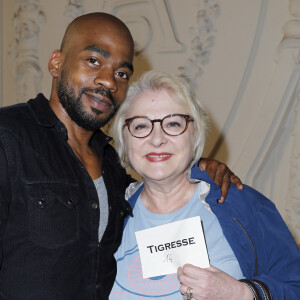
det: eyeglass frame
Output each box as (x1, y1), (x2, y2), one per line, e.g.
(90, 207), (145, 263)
(124, 113), (194, 138)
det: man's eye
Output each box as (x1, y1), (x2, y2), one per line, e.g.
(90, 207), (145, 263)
(116, 71), (129, 80)
(87, 58), (100, 65)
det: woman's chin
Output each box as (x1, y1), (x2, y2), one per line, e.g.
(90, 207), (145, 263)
(143, 171), (181, 184)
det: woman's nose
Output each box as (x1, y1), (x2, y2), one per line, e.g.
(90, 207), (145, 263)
(148, 123), (168, 146)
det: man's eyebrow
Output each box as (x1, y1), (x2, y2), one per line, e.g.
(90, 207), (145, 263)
(120, 61), (134, 73)
(84, 45), (110, 58)
(84, 45), (134, 73)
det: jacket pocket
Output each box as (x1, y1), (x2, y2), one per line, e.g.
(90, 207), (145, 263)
(25, 181), (79, 249)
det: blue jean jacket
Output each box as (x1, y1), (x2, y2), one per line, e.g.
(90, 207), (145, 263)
(190, 165), (300, 299)
(125, 164), (300, 299)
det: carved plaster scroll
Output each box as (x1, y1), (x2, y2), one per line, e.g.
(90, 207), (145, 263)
(102, 0), (182, 55)
(9, 0), (45, 102)
(179, 0), (220, 87)
(283, 0), (300, 40)
(284, 0), (300, 244)
(285, 89), (300, 244)
(152, 0), (182, 53)
(64, 0), (85, 23)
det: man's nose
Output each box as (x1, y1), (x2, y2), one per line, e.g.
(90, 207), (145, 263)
(94, 68), (118, 92)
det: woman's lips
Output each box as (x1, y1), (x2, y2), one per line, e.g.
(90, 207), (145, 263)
(145, 152), (172, 162)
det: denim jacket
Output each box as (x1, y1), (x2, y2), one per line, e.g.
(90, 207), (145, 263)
(0, 94), (132, 299)
(125, 165), (300, 299)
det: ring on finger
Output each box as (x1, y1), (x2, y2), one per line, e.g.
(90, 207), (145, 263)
(183, 287), (193, 299)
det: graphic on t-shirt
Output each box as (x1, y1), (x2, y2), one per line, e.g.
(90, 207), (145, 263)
(114, 245), (180, 298)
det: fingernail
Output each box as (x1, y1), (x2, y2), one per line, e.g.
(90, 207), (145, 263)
(218, 197), (225, 203)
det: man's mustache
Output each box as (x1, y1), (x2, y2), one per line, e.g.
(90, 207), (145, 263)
(82, 87), (116, 105)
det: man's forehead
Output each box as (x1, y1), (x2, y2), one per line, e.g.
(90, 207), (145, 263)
(62, 14), (134, 52)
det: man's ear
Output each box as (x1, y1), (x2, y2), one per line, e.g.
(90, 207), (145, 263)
(48, 50), (63, 78)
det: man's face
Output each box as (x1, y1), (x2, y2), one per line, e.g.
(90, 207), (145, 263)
(56, 19), (134, 130)
(57, 70), (119, 130)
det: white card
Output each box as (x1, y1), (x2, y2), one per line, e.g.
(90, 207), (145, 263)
(135, 216), (209, 278)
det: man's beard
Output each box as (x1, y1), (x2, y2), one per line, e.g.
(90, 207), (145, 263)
(57, 73), (119, 131)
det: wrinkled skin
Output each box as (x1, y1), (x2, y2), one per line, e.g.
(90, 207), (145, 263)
(178, 264), (253, 300)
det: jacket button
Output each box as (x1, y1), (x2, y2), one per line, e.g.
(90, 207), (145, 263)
(96, 283), (101, 289)
(67, 199), (75, 208)
(37, 199), (45, 208)
(92, 203), (98, 209)
(67, 199), (74, 206)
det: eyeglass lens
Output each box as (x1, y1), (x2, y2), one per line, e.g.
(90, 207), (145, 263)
(129, 115), (188, 138)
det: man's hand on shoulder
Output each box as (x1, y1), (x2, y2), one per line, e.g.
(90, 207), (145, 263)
(199, 158), (243, 203)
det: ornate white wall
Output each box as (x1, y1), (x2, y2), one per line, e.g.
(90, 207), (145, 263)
(1, 0), (299, 245)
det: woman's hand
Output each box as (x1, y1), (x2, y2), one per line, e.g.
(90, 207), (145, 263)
(177, 264), (253, 300)
(198, 158), (243, 203)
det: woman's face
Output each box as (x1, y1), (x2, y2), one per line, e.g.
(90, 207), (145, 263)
(124, 89), (195, 184)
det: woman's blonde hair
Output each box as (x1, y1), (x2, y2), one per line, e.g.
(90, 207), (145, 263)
(111, 70), (209, 168)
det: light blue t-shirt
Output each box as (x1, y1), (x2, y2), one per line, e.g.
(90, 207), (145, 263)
(110, 181), (244, 299)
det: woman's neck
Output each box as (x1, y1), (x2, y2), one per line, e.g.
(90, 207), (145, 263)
(141, 175), (197, 214)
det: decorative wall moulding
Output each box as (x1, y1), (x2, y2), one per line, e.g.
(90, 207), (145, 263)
(9, 0), (45, 102)
(103, 0), (183, 55)
(283, 0), (300, 244)
(64, 0), (85, 23)
(102, 0), (219, 86)
(179, 0), (220, 87)
(209, 0), (267, 159)
(285, 87), (300, 244)
(283, 0), (300, 39)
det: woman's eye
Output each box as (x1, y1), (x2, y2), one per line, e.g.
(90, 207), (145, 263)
(166, 122), (181, 128)
(135, 124), (148, 131)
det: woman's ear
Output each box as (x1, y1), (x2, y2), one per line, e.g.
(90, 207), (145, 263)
(48, 50), (62, 78)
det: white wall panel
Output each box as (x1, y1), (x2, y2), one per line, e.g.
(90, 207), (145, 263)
(1, 0), (299, 244)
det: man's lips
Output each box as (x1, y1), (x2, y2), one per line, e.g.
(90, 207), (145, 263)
(84, 92), (113, 112)
(145, 152), (172, 162)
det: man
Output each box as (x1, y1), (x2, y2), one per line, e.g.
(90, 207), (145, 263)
(0, 13), (242, 299)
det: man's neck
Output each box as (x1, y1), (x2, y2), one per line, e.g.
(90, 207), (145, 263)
(49, 95), (101, 179)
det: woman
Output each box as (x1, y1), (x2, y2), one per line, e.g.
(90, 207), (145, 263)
(109, 71), (300, 299)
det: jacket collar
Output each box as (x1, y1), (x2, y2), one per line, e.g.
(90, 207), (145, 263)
(27, 93), (112, 145)
(126, 164), (222, 206)
(189, 164), (222, 205)
(28, 93), (58, 127)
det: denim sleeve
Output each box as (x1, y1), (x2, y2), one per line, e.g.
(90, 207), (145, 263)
(244, 187), (300, 299)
